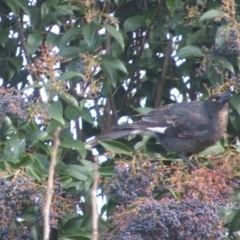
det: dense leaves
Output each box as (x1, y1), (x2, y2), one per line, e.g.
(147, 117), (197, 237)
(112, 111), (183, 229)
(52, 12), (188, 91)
(0, 0), (240, 239)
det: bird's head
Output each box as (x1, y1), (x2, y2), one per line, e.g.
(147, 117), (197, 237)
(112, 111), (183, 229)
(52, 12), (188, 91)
(204, 92), (231, 117)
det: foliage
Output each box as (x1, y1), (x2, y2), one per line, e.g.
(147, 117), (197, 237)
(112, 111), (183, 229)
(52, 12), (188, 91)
(0, 0), (240, 239)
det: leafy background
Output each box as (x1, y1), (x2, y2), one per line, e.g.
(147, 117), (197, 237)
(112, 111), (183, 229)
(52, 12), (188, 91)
(0, 0), (240, 239)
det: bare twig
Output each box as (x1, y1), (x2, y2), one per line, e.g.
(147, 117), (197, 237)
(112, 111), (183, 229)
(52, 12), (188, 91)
(154, 40), (172, 107)
(119, 1), (163, 113)
(43, 127), (61, 240)
(16, 15), (40, 97)
(91, 156), (100, 240)
(16, 17), (32, 68)
(95, 99), (105, 133)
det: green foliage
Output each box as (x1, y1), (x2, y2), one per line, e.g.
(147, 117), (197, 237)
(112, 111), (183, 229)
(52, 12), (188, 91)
(0, 0), (240, 239)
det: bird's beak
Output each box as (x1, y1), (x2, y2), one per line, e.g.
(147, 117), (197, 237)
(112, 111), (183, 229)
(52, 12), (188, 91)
(218, 92), (232, 104)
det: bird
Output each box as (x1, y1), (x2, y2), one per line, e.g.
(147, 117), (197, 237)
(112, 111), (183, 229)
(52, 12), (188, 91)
(86, 92), (231, 168)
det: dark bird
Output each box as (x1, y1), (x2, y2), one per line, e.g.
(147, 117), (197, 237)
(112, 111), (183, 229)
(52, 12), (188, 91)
(86, 93), (231, 168)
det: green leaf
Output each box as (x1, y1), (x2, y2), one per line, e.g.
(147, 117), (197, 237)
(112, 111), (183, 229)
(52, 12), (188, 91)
(26, 130), (49, 141)
(187, 30), (205, 45)
(6, 57), (23, 73)
(98, 166), (114, 176)
(58, 71), (84, 80)
(100, 55), (127, 73)
(59, 46), (82, 58)
(60, 93), (79, 108)
(98, 140), (134, 154)
(123, 15), (145, 33)
(64, 105), (81, 120)
(166, 0), (176, 15)
(81, 212), (92, 229)
(0, 29), (8, 45)
(215, 25), (227, 47)
(61, 165), (89, 181)
(47, 105), (65, 125)
(80, 159), (96, 172)
(104, 24), (124, 49)
(4, 0), (18, 15)
(230, 94), (240, 116)
(198, 9), (224, 22)
(59, 27), (81, 51)
(61, 139), (86, 158)
(101, 63), (118, 88)
(46, 32), (61, 46)
(222, 58), (235, 73)
(60, 139), (85, 150)
(27, 33), (43, 55)
(64, 216), (83, 229)
(52, 101), (63, 115)
(177, 46), (204, 58)
(80, 107), (94, 124)
(20, 83), (43, 92)
(7, 134), (25, 159)
(229, 210), (240, 235)
(82, 22), (98, 48)
(14, 0), (30, 16)
(218, 206), (236, 224)
(5, 0), (30, 16)
(27, 167), (42, 182)
(32, 153), (49, 171)
(58, 228), (91, 239)
(199, 141), (224, 157)
(19, 154), (34, 167)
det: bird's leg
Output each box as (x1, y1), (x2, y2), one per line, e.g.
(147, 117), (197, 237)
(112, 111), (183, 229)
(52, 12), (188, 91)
(178, 153), (196, 169)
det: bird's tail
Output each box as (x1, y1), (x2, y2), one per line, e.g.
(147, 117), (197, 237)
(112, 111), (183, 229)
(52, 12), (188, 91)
(85, 129), (143, 148)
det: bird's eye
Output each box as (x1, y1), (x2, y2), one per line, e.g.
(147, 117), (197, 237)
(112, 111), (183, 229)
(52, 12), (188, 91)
(212, 98), (217, 102)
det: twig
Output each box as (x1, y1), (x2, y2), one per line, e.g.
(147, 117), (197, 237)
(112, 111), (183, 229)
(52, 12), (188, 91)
(91, 156), (100, 240)
(119, 1), (163, 113)
(154, 40), (172, 107)
(95, 99), (105, 133)
(16, 17), (32, 68)
(43, 127), (61, 240)
(17, 15), (40, 97)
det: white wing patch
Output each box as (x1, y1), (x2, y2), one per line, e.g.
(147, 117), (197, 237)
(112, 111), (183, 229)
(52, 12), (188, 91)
(147, 127), (167, 134)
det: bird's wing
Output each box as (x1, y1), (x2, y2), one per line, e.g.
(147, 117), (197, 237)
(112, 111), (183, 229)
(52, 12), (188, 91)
(140, 101), (210, 138)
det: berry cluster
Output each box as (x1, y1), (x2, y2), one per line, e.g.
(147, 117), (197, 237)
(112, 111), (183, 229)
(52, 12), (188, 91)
(107, 162), (158, 205)
(106, 197), (227, 240)
(101, 160), (234, 239)
(0, 175), (77, 240)
(223, 28), (240, 55)
(0, 87), (30, 121)
(0, 87), (49, 123)
(0, 176), (41, 239)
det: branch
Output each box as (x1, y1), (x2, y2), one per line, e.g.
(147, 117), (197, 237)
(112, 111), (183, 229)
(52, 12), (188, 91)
(95, 99), (105, 133)
(16, 17), (32, 67)
(154, 40), (172, 107)
(17, 15), (40, 97)
(43, 127), (61, 240)
(119, 1), (163, 113)
(91, 157), (100, 240)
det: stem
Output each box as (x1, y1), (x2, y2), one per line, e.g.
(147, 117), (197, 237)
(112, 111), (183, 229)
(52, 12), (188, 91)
(91, 157), (99, 240)
(43, 127), (61, 240)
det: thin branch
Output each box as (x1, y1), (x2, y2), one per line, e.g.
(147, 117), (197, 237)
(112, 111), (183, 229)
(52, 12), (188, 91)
(154, 40), (172, 107)
(16, 17), (32, 67)
(104, 1), (118, 128)
(17, 15), (40, 97)
(119, 1), (163, 113)
(104, 98), (112, 133)
(108, 92), (118, 126)
(91, 156), (100, 240)
(95, 99), (105, 133)
(43, 127), (61, 240)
